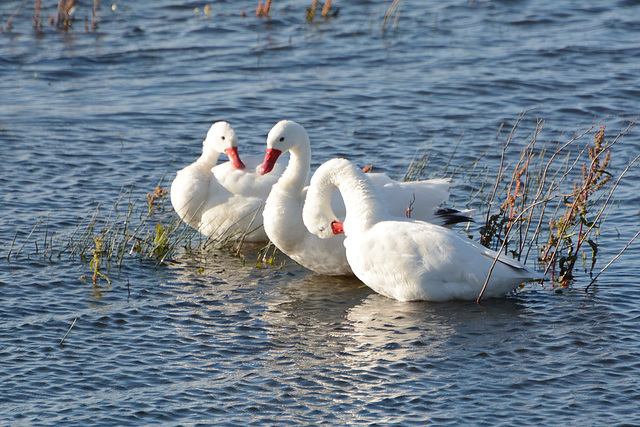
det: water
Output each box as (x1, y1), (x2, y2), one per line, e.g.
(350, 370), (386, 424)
(2, 0), (640, 425)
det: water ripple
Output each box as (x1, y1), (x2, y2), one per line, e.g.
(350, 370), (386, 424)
(2, 0), (640, 425)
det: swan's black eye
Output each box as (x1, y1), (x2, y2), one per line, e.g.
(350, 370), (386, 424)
(221, 136), (226, 141)
(279, 137), (284, 142)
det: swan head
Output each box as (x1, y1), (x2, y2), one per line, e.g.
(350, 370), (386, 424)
(303, 212), (341, 240)
(302, 162), (343, 240)
(203, 121), (246, 170)
(258, 120), (309, 175)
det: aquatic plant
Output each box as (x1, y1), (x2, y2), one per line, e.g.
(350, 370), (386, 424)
(255, 241), (286, 270)
(382, 0), (402, 35)
(406, 112), (639, 293)
(147, 186), (168, 212)
(3, 0), (29, 31)
(2, 0), (99, 32)
(89, 236), (111, 286)
(256, 0), (272, 18)
(56, 0), (75, 29)
(34, 0), (41, 28)
(538, 125), (612, 284)
(4, 171), (280, 288)
(306, 0), (333, 21)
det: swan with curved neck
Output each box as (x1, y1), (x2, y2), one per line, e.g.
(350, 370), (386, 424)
(303, 158), (539, 301)
(257, 120), (472, 276)
(170, 121), (284, 242)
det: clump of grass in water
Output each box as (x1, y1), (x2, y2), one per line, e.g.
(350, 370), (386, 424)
(55, 0), (76, 30)
(7, 180), (187, 267)
(405, 112), (639, 294)
(7, 173), (281, 285)
(255, 242), (286, 270)
(538, 125), (612, 284)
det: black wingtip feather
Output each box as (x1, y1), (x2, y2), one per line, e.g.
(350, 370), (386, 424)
(434, 208), (474, 226)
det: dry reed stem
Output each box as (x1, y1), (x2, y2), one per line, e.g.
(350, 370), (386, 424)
(34, 0), (42, 28)
(59, 318), (77, 345)
(92, 0), (99, 30)
(475, 114), (638, 297)
(382, 0), (402, 34)
(3, 0), (30, 31)
(588, 227), (640, 291)
(256, 0), (272, 17)
(321, 0), (332, 18)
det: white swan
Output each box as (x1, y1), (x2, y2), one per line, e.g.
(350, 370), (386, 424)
(302, 158), (540, 301)
(257, 120), (472, 276)
(170, 121), (285, 242)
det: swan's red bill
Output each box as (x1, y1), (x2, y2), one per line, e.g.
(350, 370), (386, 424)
(331, 221), (344, 235)
(258, 148), (282, 175)
(224, 147), (246, 170)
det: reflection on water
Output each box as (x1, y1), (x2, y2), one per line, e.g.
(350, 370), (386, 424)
(346, 295), (459, 362)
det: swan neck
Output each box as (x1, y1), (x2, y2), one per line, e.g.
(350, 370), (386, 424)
(279, 141), (311, 191)
(312, 161), (387, 233)
(339, 175), (386, 231)
(197, 148), (221, 168)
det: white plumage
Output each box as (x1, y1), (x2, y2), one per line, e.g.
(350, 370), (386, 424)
(170, 121), (284, 242)
(258, 120), (471, 276)
(302, 158), (540, 301)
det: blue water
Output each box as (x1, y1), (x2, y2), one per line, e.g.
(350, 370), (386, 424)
(2, 0), (640, 425)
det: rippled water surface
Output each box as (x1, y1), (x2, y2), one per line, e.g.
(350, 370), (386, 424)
(2, 0), (640, 425)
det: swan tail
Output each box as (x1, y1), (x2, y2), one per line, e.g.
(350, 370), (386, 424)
(433, 208), (474, 227)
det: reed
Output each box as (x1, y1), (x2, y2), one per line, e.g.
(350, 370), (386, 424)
(1, 0), (100, 32)
(6, 172), (282, 286)
(34, 0), (42, 29)
(382, 0), (402, 35)
(256, 0), (272, 18)
(56, 0), (75, 30)
(306, 0), (333, 21)
(405, 112), (640, 291)
(255, 241), (286, 270)
(147, 186), (168, 212)
(306, 0), (318, 21)
(3, 0), (29, 31)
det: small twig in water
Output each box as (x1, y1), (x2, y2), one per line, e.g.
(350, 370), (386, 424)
(60, 318), (78, 345)
(3, 0), (30, 31)
(586, 228), (640, 292)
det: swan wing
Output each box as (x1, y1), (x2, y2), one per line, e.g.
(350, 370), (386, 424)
(345, 220), (532, 301)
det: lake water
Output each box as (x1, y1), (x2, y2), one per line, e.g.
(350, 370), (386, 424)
(2, 0), (640, 425)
